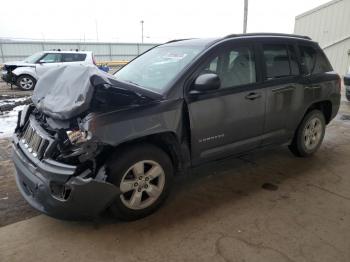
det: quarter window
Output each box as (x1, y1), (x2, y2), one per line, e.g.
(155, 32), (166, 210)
(299, 45), (332, 74)
(62, 53), (87, 62)
(201, 46), (256, 89)
(263, 44), (297, 79)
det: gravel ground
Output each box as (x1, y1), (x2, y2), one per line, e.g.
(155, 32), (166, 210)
(0, 81), (33, 98)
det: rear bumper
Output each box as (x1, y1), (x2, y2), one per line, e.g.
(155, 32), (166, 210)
(12, 136), (120, 220)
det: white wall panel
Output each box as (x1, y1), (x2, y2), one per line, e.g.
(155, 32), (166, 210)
(294, 0), (350, 75)
(0, 41), (157, 63)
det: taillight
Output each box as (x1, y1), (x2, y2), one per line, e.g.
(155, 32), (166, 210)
(92, 55), (97, 66)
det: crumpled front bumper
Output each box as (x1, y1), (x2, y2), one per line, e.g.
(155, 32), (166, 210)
(1, 69), (15, 84)
(12, 136), (120, 220)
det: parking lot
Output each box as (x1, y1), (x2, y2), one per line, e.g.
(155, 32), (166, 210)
(0, 80), (349, 261)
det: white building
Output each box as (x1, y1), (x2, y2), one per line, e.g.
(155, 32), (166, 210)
(294, 0), (350, 75)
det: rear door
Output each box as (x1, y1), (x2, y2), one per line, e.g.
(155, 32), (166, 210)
(259, 41), (303, 146)
(187, 41), (266, 164)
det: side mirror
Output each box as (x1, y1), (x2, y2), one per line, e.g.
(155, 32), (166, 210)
(191, 73), (221, 92)
(343, 74), (350, 86)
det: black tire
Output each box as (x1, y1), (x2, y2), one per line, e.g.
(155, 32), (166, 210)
(289, 109), (326, 157)
(16, 75), (36, 90)
(107, 144), (173, 221)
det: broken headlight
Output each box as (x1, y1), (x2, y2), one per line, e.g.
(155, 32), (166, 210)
(66, 130), (91, 145)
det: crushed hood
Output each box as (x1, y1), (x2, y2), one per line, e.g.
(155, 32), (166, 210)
(32, 65), (162, 120)
(4, 61), (36, 67)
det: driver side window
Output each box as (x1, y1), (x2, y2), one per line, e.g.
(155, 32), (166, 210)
(201, 46), (256, 89)
(39, 53), (62, 63)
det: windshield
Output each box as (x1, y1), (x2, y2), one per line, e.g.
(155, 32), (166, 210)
(24, 52), (44, 63)
(114, 45), (204, 93)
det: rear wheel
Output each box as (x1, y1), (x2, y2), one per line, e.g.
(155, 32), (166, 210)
(107, 144), (173, 221)
(289, 109), (326, 157)
(16, 75), (36, 90)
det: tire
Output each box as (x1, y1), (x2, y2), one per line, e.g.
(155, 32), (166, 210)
(107, 144), (173, 221)
(289, 109), (326, 157)
(16, 75), (36, 90)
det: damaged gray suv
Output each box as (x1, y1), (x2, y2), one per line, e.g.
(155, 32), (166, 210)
(12, 33), (341, 221)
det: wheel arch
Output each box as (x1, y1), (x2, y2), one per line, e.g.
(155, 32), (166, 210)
(304, 100), (333, 124)
(107, 131), (190, 175)
(12, 67), (37, 80)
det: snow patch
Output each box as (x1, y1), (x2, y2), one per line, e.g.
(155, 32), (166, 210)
(0, 97), (28, 138)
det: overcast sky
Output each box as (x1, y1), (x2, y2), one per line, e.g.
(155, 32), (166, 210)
(0, 0), (330, 43)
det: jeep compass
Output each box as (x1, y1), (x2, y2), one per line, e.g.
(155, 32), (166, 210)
(12, 33), (341, 221)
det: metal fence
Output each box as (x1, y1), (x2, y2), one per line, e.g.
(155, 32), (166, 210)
(0, 41), (158, 63)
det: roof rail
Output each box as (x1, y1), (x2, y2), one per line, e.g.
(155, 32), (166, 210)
(224, 33), (311, 40)
(165, 38), (195, 44)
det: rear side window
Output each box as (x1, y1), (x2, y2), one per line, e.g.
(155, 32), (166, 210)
(299, 45), (332, 74)
(62, 53), (87, 62)
(263, 44), (299, 79)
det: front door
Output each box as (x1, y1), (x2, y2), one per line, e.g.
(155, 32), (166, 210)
(187, 43), (266, 164)
(36, 53), (63, 78)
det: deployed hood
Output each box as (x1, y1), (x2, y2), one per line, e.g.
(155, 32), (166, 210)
(32, 65), (162, 120)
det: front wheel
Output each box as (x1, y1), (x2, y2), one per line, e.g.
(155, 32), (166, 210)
(289, 109), (326, 157)
(107, 144), (173, 221)
(16, 75), (36, 90)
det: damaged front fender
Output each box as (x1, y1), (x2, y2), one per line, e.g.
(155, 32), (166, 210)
(81, 98), (185, 147)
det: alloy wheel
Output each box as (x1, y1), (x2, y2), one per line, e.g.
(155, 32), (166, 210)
(119, 160), (165, 210)
(303, 117), (323, 151)
(19, 77), (34, 90)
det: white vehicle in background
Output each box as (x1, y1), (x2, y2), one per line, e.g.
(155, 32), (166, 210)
(1, 51), (96, 90)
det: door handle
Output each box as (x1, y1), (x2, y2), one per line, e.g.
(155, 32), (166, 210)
(245, 92), (261, 100)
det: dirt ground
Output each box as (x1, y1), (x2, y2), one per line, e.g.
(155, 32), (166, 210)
(0, 81), (32, 98)
(0, 81), (349, 261)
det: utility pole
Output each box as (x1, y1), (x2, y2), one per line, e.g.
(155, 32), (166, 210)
(243, 0), (248, 34)
(140, 20), (144, 43)
(95, 19), (99, 42)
